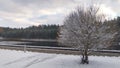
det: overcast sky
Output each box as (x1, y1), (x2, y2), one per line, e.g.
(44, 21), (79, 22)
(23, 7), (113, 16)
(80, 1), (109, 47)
(0, 0), (120, 28)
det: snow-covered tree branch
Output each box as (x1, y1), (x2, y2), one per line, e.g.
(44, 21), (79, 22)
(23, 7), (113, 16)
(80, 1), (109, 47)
(58, 5), (118, 64)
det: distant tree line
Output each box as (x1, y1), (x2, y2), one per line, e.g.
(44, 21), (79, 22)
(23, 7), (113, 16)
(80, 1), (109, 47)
(109, 17), (120, 50)
(0, 25), (59, 39)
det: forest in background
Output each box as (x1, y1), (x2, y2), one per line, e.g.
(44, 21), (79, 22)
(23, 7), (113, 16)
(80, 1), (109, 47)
(0, 24), (59, 39)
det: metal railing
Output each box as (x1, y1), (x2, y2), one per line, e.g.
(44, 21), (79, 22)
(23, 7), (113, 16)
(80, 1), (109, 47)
(0, 45), (120, 53)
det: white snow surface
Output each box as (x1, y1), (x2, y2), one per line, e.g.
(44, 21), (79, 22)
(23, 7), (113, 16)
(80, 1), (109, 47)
(0, 41), (27, 46)
(0, 49), (119, 68)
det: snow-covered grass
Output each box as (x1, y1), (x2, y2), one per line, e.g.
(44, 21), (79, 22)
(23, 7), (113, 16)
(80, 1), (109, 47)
(0, 41), (27, 46)
(0, 49), (120, 68)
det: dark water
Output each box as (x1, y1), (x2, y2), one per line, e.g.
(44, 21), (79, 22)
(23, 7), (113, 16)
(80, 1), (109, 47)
(18, 41), (61, 47)
(0, 38), (64, 47)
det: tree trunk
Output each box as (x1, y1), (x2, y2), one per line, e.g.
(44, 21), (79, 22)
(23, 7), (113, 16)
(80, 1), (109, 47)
(81, 49), (89, 64)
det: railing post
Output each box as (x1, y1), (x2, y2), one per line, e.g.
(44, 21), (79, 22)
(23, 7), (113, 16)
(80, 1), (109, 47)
(24, 44), (27, 53)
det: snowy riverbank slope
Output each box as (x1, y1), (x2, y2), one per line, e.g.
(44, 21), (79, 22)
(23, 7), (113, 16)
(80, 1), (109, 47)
(0, 49), (119, 68)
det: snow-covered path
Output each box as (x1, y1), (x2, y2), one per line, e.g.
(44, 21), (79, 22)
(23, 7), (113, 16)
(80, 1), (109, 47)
(0, 49), (120, 68)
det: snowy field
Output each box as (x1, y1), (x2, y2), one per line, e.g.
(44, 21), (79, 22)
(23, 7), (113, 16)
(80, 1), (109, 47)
(0, 49), (120, 68)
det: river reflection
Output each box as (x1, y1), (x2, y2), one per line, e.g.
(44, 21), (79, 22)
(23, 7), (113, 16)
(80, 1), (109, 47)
(0, 38), (62, 47)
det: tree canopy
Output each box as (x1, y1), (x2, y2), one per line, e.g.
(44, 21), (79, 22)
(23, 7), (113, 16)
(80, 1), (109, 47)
(58, 5), (118, 64)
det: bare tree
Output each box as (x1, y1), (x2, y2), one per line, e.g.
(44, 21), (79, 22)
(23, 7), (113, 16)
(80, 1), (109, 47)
(58, 5), (118, 64)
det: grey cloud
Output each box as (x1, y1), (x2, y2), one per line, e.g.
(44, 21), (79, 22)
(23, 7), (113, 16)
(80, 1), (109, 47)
(0, 19), (31, 28)
(12, 0), (75, 9)
(29, 13), (65, 25)
(0, 0), (120, 28)
(0, 0), (23, 13)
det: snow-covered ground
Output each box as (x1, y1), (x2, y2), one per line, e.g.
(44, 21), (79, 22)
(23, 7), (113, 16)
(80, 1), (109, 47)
(0, 49), (120, 68)
(0, 41), (28, 46)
